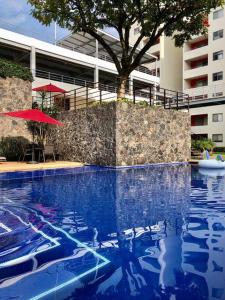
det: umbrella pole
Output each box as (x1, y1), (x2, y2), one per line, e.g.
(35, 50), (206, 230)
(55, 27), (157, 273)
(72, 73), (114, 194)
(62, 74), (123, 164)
(28, 125), (38, 164)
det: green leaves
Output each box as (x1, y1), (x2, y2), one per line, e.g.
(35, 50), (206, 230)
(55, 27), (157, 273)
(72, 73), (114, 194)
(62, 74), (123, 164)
(0, 58), (33, 81)
(27, 0), (224, 83)
(27, 105), (59, 145)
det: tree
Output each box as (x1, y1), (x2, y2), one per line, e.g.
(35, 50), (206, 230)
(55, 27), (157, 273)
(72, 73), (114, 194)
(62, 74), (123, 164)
(28, 0), (223, 98)
(27, 105), (59, 146)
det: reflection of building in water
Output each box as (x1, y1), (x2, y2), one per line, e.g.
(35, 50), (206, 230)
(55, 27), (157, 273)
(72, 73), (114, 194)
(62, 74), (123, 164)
(115, 164), (191, 231)
(2, 165), (225, 299)
(182, 168), (225, 300)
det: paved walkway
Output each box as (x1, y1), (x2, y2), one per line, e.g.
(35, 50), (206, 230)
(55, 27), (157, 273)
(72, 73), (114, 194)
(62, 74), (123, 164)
(0, 161), (83, 173)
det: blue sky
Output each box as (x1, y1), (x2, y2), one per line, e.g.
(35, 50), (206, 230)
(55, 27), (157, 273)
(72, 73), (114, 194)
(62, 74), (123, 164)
(0, 0), (116, 43)
(0, 0), (68, 43)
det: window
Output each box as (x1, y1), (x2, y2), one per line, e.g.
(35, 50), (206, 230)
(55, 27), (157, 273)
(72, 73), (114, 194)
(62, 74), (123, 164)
(213, 50), (224, 61)
(213, 9), (224, 20)
(212, 113), (223, 122)
(212, 134), (223, 142)
(134, 27), (140, 35)
(213, 29), (223, 40)
(213, 71), (223, 81)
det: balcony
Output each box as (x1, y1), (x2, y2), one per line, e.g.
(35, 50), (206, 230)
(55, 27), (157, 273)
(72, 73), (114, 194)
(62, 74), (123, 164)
(184, 83), (225, 101)
(191, 114), (208, 126)
(184, 44), (209, 61)
(184, 65), (209, 80)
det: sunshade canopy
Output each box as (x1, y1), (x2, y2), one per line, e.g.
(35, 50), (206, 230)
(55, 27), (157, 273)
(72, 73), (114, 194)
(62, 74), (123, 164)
(2, 109), (64, 126)
(32, 83), (66, 93)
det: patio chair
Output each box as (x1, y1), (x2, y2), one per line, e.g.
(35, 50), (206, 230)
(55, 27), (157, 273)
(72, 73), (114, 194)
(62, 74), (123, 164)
(42, 144), (56, 162)
(22, 144), (33, 161)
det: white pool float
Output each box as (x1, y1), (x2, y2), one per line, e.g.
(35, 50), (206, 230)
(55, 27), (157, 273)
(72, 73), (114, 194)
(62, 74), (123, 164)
(198, 159), (225, 169)
(199, 168), (225, 177)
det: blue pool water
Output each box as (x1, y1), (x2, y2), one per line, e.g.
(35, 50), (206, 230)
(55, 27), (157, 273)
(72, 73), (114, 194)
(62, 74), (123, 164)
(0, 164), (225, 300)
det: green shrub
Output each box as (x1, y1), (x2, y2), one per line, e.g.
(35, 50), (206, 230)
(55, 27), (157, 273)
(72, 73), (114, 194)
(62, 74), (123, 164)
(0, 136), (29, 161)
(192, 139), (215, 151)
(137, 100), (149, 107)
(0, 58), (33, 81)
(117, 98), (132, 103)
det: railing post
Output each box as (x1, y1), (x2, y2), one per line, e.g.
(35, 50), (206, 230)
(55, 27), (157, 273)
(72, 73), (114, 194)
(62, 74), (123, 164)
(164, 89), (166, 109)
(63, 92), (66, 111)
(176, 92), (179, 110)
(133, 86), (136, 104)
(74, 89), (76, 111)
(100, 88), (102, 104)
(149, 86), (152, 106)
(187, 95), (190, 112)
(86, 85), (88, 107)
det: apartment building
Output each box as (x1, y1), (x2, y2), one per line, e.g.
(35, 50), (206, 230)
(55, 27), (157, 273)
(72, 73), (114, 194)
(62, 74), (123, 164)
(190, 102), (225, 147)
(131, 8), (225, 146)
(183, 7), (225, 147)
(183, 7), (225, 100)
(130, 26), (183, 91)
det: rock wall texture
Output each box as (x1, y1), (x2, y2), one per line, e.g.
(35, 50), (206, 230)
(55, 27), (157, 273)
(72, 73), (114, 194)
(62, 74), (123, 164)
(49, 103), (116, 165)
(0, 77), (32, 139)
(50, 102), (191, 166)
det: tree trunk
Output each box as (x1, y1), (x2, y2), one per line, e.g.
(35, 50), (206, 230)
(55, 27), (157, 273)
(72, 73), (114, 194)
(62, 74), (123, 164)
(117, 75), (128, 99)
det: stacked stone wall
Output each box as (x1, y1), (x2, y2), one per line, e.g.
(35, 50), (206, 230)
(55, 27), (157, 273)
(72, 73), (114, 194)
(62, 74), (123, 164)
(50, 102), (191, 166)
(0, 77), (32, 139)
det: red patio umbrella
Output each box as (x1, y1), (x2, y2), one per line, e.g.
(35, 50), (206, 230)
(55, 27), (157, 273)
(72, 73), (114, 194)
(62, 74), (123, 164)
(32, 84), (66, 108)
(3, 109), (64, 126)
(2, 109), (63, 163)
(32, 83), (66, 93)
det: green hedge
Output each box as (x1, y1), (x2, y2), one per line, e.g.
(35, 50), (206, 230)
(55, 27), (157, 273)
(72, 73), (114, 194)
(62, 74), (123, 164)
(0, 58), (33, 81)
(191, 139), (215, 151)
(0, 136), (29, 161)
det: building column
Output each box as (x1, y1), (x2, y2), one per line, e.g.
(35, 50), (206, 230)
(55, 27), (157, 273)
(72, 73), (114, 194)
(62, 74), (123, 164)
(94, 66), (99, 87)
(30, 46), (36, 78)
(129, 76), (134, 99)
(95, 39), (99, 89)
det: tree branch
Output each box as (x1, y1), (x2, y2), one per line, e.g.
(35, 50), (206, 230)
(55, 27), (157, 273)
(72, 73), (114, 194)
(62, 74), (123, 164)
(86, 29), (122, 73)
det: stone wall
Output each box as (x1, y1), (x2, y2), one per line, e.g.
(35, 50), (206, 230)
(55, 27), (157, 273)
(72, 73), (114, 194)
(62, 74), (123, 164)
(50, 102), (191, 166)
(116, 103), (190, 165)
(0, 77), (32, 139)
(50, 103), (116, 165)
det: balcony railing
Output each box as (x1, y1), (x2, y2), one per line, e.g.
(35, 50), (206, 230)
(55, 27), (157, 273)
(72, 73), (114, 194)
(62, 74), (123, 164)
(33, 81), (189, 112)
(35, 69), (94, 88)
(185, 84), (225, 101)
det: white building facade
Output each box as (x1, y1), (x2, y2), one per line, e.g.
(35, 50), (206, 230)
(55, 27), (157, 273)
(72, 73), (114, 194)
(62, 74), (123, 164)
(0, 28), (160, 98)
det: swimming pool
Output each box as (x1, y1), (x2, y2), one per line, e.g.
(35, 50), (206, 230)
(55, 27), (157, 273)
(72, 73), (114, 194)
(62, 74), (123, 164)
(0, 164), (225, 300)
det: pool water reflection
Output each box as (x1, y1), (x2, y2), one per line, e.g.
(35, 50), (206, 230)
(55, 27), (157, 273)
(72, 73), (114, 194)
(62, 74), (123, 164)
(0, 164), (225, 300)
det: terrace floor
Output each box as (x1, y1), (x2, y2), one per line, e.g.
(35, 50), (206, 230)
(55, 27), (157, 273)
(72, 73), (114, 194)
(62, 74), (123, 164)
(0, 161), (83, 173)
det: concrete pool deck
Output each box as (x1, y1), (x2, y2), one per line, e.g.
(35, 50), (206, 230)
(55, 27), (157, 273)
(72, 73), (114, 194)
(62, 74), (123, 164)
(0, 161), (83, 173)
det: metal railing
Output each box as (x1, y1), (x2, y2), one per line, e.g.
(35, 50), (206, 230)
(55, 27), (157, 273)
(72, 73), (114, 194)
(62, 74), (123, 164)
(185, 83), (225, 102)
(33, 81), (189, 112)
(35, 69), (94, 88)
